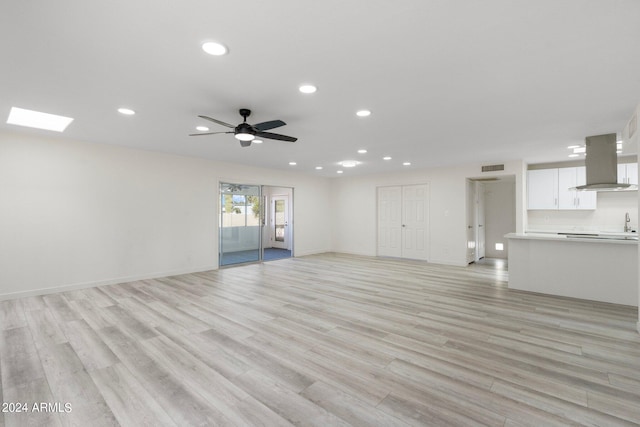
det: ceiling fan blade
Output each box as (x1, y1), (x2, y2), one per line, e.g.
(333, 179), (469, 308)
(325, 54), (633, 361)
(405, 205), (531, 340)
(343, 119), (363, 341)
(188, 131), (233, 136)
(253, 120), (286, 131)
(256, 131), (297, 142)
(198, 115), (235, 128)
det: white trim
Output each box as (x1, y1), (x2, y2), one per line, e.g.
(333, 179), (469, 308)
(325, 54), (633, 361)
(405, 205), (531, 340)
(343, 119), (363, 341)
(0, 265), (218, 301)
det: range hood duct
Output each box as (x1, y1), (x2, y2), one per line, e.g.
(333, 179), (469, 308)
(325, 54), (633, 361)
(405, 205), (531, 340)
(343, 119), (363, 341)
(574, 133), (635, 191)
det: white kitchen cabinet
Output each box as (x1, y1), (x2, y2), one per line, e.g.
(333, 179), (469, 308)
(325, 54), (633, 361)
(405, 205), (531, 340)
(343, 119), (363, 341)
(527, 169), (558, 209)
(617, 163), (638, 185)
(528, 167), (596, 210)
(558, 166), (596, 210)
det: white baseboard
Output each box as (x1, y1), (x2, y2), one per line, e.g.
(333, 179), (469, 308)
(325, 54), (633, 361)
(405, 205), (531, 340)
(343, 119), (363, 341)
(0, 264), (218, 301)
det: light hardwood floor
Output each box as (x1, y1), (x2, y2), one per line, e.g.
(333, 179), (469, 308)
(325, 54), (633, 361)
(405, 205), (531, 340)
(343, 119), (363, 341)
(1, 253), (639, 426)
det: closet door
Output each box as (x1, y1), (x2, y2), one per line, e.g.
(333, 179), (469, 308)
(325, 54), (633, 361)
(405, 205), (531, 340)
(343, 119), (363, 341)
(377, 186), (402, 257)
(402, 184), (429, 260)
(377, 184), (429, 260)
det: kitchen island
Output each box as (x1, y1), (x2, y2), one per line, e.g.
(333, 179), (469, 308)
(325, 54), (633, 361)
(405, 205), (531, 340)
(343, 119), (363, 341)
(506, 232), (638, 306)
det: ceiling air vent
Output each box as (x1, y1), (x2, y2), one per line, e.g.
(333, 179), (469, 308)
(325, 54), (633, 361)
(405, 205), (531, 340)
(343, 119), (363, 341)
(481, 164), (504, 172)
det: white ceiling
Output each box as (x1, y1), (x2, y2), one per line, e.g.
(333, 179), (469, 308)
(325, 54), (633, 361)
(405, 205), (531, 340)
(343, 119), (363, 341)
(1, 0), (639, 177)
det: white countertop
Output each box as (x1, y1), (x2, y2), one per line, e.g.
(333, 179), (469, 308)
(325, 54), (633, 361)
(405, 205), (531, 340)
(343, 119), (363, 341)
(505, 232), (638, 245)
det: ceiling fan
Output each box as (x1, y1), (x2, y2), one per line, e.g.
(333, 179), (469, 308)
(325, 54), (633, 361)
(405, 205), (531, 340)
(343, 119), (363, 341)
(190, 108), (297, 147)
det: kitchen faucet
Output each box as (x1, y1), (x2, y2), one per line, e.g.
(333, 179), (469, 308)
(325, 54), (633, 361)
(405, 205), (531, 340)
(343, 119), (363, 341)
(624, 212), (631, 232)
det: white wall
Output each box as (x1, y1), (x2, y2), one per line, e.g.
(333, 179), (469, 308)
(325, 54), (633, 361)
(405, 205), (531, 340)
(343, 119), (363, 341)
(528, 191), (638, 233)
(484, 180), (516, 258)
(0, 131), (331, 299)
(331, 160), (525, 266)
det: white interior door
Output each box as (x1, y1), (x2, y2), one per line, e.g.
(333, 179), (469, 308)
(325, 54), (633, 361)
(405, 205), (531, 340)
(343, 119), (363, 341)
(401, 184), (429, 260)
(476, 182), (485, 260)
(466, 180), (476, 263)
(377, 186), (402, 257)
(271, 195), (289, 249)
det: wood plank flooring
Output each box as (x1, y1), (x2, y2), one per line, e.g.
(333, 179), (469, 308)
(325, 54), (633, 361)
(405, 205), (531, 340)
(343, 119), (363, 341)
(1, 253), (639, 426)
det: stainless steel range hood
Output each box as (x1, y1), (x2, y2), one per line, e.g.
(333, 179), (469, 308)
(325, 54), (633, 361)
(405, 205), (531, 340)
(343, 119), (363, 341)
(574, 133), (636, 191)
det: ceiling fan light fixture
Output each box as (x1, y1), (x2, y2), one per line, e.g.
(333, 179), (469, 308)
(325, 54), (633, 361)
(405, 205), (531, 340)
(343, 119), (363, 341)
(235, 132), (255, 142)
(234, 121), (255, 141)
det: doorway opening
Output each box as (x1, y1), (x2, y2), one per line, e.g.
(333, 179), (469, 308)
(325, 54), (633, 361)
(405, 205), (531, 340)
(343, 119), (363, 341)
(466, 176), (516, 264)
(219, 182), (293, 267)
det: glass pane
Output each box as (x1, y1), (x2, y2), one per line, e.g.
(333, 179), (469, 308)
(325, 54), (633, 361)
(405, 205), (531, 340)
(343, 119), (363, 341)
(220, 183), (261, 266)
(274, 199), (285, 242)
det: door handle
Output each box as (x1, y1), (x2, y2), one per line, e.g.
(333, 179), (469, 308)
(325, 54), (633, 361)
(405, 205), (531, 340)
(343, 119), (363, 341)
(467, 225), (473, 229)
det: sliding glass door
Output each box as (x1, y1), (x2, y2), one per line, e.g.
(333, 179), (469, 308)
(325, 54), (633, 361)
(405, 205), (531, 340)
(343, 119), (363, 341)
(219, 183), (262, 266)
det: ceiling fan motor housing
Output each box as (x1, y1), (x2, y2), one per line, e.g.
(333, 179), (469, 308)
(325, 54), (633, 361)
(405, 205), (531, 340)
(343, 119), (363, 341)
(235, 122), (256, 143)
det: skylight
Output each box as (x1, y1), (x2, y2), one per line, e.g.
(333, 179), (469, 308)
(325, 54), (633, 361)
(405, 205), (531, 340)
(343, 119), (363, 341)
(7, 107), (74, 132)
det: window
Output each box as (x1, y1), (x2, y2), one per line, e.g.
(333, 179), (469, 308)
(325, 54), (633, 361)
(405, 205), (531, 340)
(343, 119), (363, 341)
(221, 194), (260, 227)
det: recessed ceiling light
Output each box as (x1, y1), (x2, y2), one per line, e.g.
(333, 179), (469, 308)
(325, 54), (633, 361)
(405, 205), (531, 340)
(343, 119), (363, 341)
(568, 154), (580, 158)
(202, 41), (228, 56)
(315, 166), (323, 170)
(253, 139), (263, 144)
(196, 126), (209, 132)
(337, 170), (344, 174)
(356, 110), (371, 117)
(383, 156), (392, 161)
(403, 162), (411, 166)
(299, 84), (317, 94)
(6, 107), (73, 132)
(340, 160), (359, 168)
(567, 145), (580, 149)
(357, 149), (367, 154)
(289, 162), (297, 166)
(117, 108), (135, 115)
